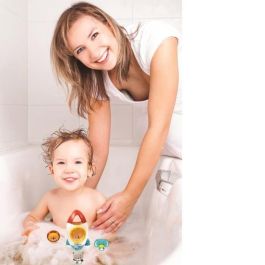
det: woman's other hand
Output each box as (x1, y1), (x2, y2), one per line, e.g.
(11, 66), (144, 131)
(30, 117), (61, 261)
(90, 191), (136, 233)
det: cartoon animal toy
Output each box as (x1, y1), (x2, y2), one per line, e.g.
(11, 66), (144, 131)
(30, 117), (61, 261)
(94, 239), (109, 251)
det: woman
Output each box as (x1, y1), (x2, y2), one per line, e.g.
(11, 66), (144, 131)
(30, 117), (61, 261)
(51, 1), (182, 233)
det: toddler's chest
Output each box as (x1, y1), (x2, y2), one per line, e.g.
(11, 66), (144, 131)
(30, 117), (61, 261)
(48, 200), (96, 228)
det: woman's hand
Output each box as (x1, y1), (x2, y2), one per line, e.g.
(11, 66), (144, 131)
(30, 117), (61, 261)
(91, 191), (136, 233)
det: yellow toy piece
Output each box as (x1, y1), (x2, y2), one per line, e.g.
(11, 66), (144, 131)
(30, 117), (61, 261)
(47, 230), (60, 243)
(69, 225), (87, 245)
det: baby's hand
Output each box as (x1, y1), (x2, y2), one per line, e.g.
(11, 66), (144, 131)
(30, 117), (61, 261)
(21, 221), (39, 237)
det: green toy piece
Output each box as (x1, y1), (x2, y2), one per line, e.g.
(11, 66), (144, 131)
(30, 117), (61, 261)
(94, 239), (109, 251)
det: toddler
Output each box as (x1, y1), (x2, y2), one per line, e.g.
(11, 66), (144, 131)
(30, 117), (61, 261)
(22, 128), (106, 236)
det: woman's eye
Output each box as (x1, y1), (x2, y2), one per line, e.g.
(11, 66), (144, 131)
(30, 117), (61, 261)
(75, 161), (82, 164)
(57, 161), (64, 165)
(76, 47), (85, 55)
(91, 32), (99, 40)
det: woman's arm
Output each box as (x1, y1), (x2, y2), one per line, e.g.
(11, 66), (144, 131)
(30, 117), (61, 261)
(91, 37), (179, 232)
(124, 37), (178, 200)
(86, 100), (111, 189)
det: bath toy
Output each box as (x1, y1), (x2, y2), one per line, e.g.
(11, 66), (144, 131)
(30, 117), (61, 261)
(66, 210), (90, 264)
(94, 239), (109, 251)
(156, 157), (179, 196)
(47, 230), (60, 243)
(65, 210), (111, 263)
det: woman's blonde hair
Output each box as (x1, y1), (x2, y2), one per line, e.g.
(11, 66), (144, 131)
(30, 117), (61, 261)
(50, 2), (134, 118)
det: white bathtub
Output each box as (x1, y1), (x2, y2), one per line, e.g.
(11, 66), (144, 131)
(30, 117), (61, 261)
(0, 145), (181, 265)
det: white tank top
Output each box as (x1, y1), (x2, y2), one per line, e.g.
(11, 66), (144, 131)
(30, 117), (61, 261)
(104, 20), (182, 157)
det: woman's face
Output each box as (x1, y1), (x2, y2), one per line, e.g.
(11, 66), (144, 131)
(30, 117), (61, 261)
(67, 15), (119, 71)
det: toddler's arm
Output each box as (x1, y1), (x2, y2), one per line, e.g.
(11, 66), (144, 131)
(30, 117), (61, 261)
(22, 192), (50, 236)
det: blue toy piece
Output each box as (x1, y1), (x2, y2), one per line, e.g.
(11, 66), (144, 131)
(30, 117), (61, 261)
(66, 239), (90, 251)
(94, 239), (109, 251)
(85, 239), (90, 246)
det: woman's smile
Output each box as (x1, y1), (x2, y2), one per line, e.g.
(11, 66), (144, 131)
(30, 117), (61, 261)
(95, 48), (109, 63)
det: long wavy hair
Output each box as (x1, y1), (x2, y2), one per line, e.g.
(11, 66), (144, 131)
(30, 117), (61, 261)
(50, 2), (135, 117)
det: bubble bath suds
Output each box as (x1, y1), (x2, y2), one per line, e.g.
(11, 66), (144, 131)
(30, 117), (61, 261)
(0, 219), (139, 265)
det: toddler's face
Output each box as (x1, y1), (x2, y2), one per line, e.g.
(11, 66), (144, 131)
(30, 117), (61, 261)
(51, 139), (91, 191)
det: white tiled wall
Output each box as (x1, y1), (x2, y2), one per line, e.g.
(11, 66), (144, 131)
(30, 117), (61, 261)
(0, 0), (28, 152)
(0, 0), (181, 150)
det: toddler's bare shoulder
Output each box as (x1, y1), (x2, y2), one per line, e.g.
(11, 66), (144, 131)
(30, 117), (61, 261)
(83, 187), (106, 202)
(46, 188), (60, 197)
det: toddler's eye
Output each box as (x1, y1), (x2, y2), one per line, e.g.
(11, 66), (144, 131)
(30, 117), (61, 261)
(75, 161), (82, 164)
(57, 161), (64, 165)
(91, 32), (99, 40)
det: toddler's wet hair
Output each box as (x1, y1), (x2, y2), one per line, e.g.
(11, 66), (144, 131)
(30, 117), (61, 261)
(42, 128), (93, 167)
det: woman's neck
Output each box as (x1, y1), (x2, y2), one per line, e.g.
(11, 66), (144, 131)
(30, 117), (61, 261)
(108, 52), (139, 90)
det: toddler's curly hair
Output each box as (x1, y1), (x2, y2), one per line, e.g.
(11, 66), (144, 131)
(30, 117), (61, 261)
(42, 128), (93, 167)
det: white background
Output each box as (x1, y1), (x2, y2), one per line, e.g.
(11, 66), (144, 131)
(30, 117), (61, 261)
(183, 0), (265, 264)
(1, 0), (265, 264)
